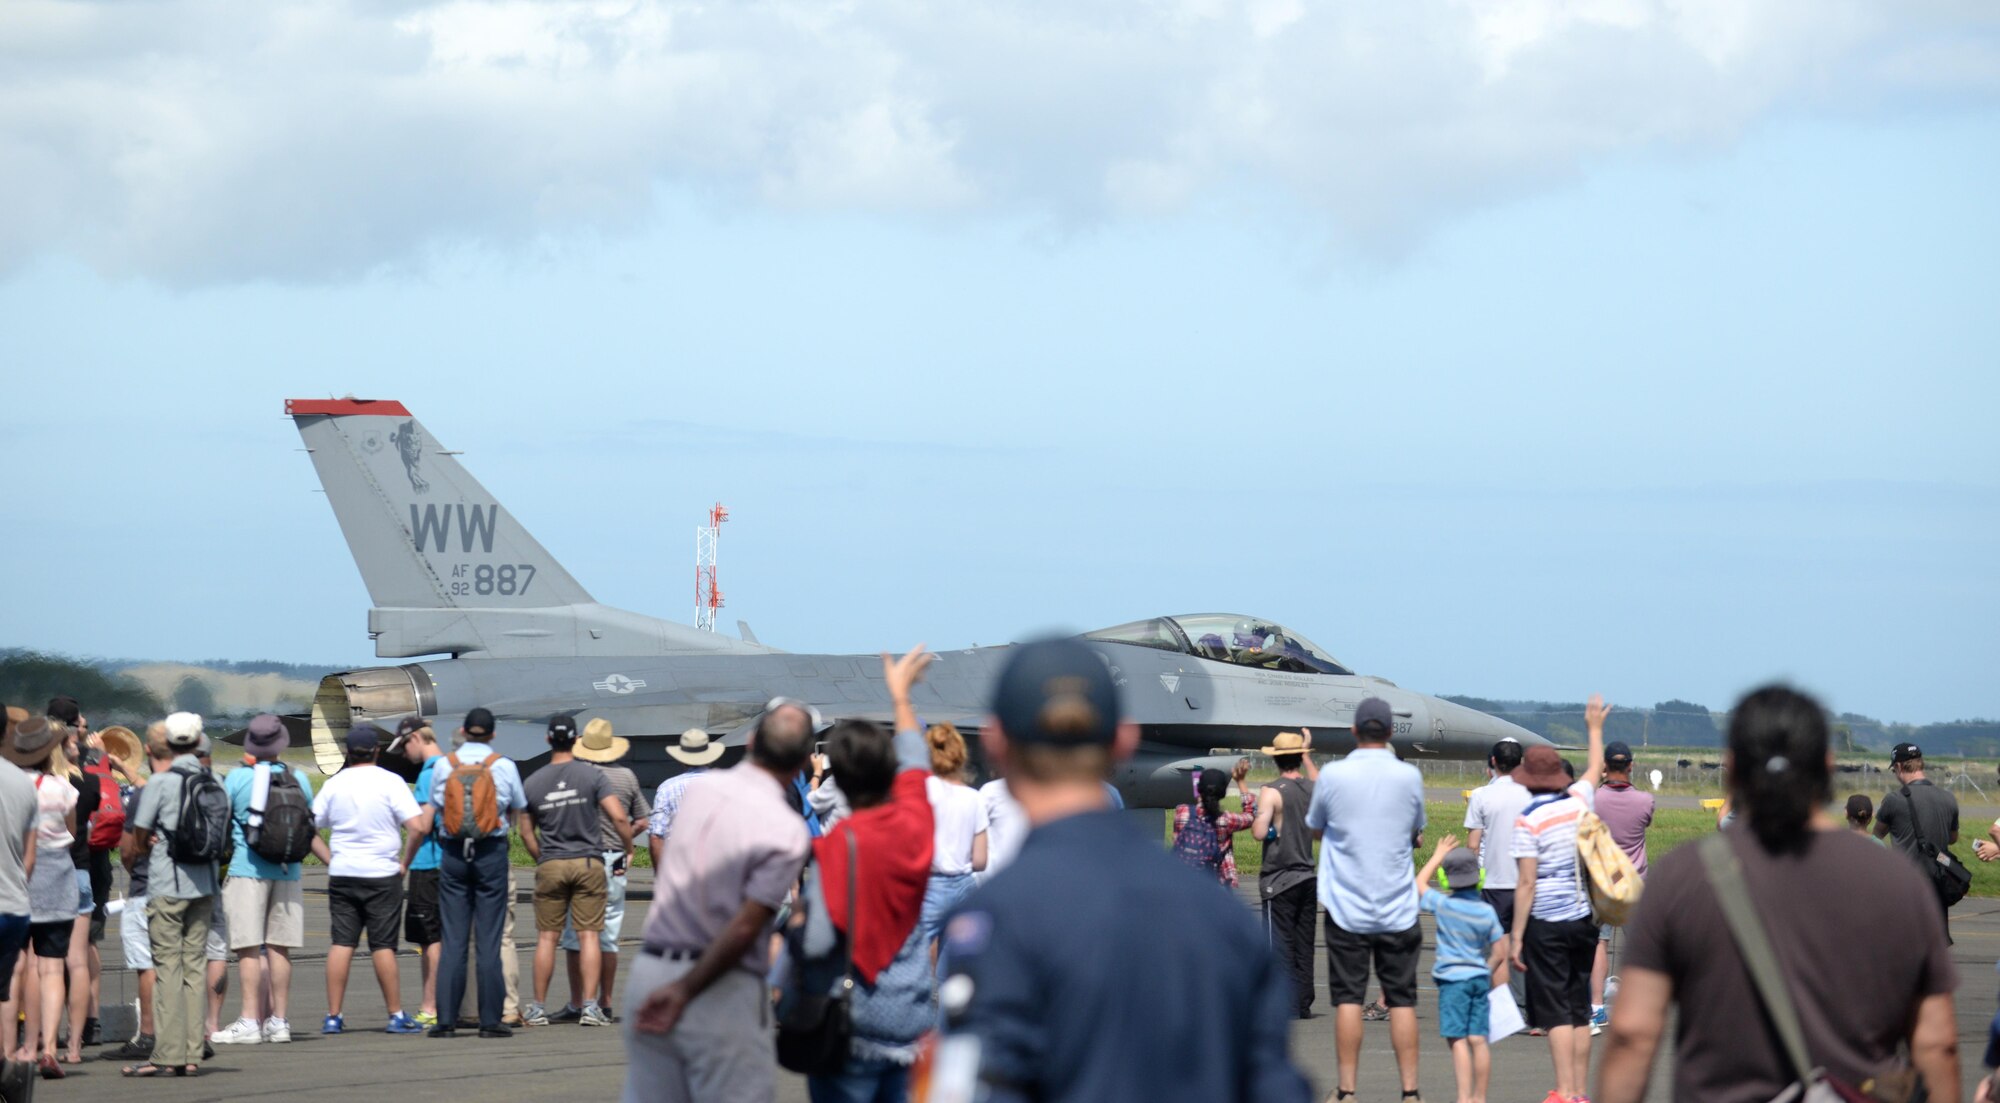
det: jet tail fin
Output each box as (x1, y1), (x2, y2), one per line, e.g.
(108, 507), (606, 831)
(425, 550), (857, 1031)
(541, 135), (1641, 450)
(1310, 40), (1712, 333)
(289, 398), (594, 616)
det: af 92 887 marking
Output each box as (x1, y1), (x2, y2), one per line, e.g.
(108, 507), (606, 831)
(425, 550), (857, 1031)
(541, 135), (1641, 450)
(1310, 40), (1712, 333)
(446, 563), (536, 597)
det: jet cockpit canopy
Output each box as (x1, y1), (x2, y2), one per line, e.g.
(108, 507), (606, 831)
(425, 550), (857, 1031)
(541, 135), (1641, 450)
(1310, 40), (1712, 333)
(1084, 614), (1352, 676)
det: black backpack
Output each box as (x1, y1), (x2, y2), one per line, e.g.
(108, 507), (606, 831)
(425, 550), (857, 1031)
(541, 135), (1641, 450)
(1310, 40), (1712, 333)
(248, 765), (316, 865)
(168, 765), (232, 866)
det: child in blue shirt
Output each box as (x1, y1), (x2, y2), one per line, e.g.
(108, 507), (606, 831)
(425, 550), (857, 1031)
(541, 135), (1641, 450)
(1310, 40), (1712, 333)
(1417, 834), (1509, 1103)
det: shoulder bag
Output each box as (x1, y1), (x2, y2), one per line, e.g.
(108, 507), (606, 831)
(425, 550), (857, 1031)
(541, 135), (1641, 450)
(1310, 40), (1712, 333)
(1899, 784), (1971, 909)
(777, 830), (856, 1076)
(1698, 835), (1922, 1103)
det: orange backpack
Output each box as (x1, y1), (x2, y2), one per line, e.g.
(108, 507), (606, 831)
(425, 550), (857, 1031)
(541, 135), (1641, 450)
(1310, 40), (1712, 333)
(439, 752), (503, 838)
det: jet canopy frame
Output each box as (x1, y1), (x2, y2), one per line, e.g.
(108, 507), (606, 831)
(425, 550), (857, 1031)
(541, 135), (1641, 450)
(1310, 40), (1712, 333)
(1085, 614), (1352, 676)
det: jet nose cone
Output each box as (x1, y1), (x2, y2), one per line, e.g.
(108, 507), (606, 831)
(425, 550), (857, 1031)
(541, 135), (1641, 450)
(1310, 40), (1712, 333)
(1432, 698), (1546, 752)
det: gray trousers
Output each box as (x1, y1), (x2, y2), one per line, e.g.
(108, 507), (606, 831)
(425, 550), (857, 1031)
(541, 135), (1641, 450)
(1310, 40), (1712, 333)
(148, 895), (213, 1068)
(621, 954), (772, 1103)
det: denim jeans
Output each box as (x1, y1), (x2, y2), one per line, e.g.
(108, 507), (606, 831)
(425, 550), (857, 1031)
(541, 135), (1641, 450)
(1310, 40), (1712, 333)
(438, 836), (511, 1029)
(808, 1056), (910, 1103)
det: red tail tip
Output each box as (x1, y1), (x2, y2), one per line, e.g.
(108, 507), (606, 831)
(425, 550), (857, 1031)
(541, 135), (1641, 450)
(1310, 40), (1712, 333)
(285, 398), (412, 418)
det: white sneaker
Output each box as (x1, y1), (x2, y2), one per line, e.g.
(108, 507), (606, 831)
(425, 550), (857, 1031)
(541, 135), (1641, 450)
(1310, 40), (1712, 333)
(264, 1017), (292, 1043)
(210, 1018), (263, 1045)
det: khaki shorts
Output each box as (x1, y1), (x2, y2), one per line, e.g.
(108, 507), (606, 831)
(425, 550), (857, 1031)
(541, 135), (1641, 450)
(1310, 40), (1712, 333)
(533, 857), (606, 934)
(222, 876), (305, 950)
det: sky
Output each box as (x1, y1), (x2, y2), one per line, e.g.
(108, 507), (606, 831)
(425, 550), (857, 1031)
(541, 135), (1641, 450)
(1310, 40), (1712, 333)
(2, 1), (1997, 723)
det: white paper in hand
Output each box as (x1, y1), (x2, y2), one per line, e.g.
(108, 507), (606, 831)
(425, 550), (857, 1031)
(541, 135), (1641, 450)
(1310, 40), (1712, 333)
(1487, 986), (1526, 1043)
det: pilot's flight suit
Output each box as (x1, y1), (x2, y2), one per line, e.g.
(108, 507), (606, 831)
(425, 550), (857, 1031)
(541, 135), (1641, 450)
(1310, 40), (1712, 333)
(936, 809), (1311, 1103)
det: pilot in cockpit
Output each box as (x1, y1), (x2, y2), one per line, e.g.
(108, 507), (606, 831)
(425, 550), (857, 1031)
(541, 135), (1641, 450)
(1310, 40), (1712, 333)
(1233, 620), (1282, 661)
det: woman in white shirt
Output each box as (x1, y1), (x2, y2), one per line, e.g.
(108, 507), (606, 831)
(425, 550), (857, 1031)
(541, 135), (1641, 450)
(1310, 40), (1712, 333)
(921, 724), (987, 964)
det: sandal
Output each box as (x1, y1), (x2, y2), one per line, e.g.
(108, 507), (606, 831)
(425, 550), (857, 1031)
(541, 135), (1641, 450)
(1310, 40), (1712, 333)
(174, 1064), (201, 1077)
(123, 1063), (172, 1078)
(38, 1054), (64, 1079)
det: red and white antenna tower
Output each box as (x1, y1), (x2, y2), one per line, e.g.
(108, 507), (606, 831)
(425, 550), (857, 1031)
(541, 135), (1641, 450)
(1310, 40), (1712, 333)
(694, 503), (728, 632)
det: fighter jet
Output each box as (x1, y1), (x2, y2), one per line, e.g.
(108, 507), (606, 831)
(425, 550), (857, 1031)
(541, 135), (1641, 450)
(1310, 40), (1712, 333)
(289, 398), (1540, 805)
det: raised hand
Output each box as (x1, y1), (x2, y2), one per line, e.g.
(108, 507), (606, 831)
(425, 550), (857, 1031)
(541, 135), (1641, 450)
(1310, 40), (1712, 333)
(881, 644), (934, 702)
(1585, 694), (1612, 733)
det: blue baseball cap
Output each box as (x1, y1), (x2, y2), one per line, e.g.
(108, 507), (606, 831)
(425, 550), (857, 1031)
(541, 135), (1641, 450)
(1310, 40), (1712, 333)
(991, 638), (1121, 746)
(345, 724), (383, 753)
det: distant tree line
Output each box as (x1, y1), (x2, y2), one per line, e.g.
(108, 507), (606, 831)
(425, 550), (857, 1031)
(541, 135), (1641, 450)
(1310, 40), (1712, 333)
(98, 657), (339, 681)
(1446, 696), (2000, 756)
(0, 651), (165, 720)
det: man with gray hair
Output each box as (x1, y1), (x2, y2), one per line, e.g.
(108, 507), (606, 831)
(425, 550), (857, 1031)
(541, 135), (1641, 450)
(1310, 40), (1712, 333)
(625, 704), (813, 1102)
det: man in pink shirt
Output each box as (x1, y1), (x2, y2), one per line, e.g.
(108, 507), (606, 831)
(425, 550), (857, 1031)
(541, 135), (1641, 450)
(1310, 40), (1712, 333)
(622, 701), (814, 1102)
(1589, 739), (1653, 1032)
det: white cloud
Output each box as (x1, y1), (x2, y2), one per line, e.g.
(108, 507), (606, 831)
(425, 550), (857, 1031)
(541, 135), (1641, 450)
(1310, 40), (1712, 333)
(0, 0), (1994, 283)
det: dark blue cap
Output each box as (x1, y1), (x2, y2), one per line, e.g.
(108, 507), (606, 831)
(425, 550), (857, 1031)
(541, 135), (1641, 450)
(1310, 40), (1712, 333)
(345, 724), (383, 753)
(463, 707), (495, 737)
(1605, 741), (1634, 763)
(548, 715), (578, 742)
(1354, 697), (1394, 735)
(992, 638), (1121, 746)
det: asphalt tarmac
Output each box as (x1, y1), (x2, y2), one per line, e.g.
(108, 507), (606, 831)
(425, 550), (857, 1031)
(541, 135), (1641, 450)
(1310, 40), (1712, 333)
(46, 867), (1999, 1102)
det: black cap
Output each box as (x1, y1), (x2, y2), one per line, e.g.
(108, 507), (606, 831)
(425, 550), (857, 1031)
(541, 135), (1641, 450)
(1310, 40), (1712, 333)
(45, 696), (80, 726)
(1604, 741), (1634, 764)
(463, 707), (495, 737)
(1354, 697), (1393, 736)
(547, 715), (578, 742)
(1891, 742), (1923, 765)
(345, 725), (383, 753)
(991, 638), (1121, 746)
(387, 716), (430, 756)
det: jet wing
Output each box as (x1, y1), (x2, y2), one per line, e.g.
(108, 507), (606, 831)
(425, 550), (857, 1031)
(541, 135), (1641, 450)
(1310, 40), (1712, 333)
(714, 707), (987, 747)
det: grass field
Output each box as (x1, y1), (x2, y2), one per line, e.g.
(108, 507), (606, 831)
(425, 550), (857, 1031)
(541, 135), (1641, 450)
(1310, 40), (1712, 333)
(1206, 799), (2000, 898)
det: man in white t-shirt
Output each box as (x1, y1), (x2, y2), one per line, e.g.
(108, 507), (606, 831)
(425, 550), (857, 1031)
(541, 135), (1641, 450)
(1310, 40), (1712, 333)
(976, 778), (1026, 882)
(307, 726), (426, 1035)
(1464, 737), (1530, 1010)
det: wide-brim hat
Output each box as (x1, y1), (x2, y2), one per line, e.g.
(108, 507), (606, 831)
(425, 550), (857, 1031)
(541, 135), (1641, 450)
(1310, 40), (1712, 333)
(574, 717), (630, 764)
(98, 726), (141, 764)
(1261, 731), (1310, 757)
(4, 717), (61, 768)
(668, 727), (723, 767)
(1512, 744), (1570, 793)
(244, 713), (289, 757)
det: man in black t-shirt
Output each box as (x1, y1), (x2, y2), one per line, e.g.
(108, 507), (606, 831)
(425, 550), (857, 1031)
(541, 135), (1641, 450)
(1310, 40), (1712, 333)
(517, 717), (630, 1029)
(1874, 742), (1961, 933)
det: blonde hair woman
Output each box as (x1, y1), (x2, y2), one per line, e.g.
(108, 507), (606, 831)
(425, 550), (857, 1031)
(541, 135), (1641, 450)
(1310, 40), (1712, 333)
(920, 723), (987, 965)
